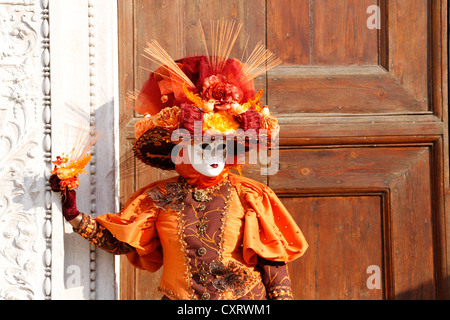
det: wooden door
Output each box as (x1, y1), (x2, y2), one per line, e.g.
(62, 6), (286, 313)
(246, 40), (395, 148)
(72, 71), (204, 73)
(118, 0), (449, 300)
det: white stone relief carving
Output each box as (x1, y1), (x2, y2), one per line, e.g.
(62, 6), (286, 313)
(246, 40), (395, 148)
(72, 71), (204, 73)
(0, 210), (38, 300)
(1, 0), (119, 300)
(0, 0), (46, 300)
(11, 169), (41, 206)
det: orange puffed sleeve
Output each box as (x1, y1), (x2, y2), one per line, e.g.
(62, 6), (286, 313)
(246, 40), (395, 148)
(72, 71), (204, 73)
(230, 175), (308, 265)
(95, 184), (163, 272)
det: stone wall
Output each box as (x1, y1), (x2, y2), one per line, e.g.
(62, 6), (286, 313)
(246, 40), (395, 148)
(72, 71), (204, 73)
(0, 0), (119, 300)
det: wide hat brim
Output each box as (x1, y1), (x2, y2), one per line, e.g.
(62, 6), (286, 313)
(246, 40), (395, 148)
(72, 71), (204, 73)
(133, 127), (177, 170)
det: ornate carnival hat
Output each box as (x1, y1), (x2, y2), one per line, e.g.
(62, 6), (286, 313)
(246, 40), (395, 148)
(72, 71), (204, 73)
(130, 20), (281, 170)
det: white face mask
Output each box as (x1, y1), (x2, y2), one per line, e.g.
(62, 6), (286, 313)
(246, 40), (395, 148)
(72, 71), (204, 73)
(187, 141), (227, 177)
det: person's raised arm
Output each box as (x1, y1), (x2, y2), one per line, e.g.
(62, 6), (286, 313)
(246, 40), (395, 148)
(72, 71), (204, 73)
(49, 174), (133, 255)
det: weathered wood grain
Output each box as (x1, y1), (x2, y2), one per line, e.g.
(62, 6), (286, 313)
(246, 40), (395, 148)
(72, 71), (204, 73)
(118, 0), (449, 300)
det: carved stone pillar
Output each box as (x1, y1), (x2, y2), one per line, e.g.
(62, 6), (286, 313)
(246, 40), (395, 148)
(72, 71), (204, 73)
(0, 0), (119, 300)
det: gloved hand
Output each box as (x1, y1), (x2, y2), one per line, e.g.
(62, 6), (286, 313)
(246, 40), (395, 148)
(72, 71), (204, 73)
(49, 175), (81, 221)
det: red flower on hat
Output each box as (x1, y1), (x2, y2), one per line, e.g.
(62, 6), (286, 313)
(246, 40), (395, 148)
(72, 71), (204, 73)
(201, 74), (241, 111)
(238, 110), (262, 132)
(179, 103), (203, 135)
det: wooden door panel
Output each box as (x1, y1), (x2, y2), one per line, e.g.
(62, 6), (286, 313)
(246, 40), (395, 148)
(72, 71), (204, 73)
(388, 0), (430, 105)
(270, 147), (432, 190)
(311, 0), (380, 66)
(284, 195), (385, 300)
(269, 68), (424, 115)
(267, 0), (379, 66)
(268, 0), (431, 119)
(271, 147), (436, 299)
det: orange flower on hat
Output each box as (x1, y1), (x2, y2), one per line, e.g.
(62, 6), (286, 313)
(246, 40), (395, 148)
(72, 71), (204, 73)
(135, 114), (156, 139)
(152, 106), (181, 130)
(135, 106), (181, 139)
(261, 113), (279, 131)
(203, 111), (240, 134)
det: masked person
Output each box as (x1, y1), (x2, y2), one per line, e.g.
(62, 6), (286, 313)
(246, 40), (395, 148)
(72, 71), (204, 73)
(50, 22), (308, 300)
